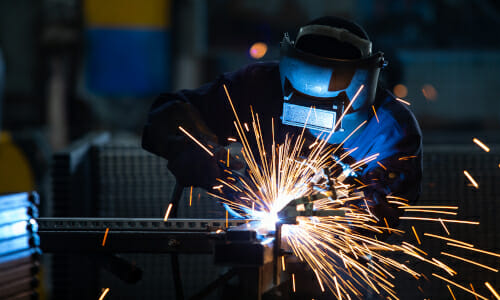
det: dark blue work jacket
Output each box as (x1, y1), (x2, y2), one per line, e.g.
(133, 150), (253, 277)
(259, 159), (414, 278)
(142, 62), (422, 220)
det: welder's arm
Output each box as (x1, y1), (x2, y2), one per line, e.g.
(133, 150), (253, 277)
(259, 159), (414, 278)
(358, 132), (422, 230)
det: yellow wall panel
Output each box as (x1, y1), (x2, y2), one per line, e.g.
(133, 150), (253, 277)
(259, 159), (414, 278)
(84, 0), (170, 28)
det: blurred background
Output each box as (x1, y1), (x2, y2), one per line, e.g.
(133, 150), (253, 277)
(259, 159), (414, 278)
(2, 0), (500, 202)
(0, 0), (500, 299)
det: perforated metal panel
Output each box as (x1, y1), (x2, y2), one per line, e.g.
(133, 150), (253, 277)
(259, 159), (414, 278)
(93, 138), (225, 300)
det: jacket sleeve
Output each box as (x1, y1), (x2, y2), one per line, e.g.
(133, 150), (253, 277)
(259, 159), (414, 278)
(357, 106), (423, 228)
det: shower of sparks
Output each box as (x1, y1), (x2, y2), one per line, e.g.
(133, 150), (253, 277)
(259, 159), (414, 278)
(163, 203), (173, 222)
(473, 138), (490, 152)
(102, 228), (109, 246)
(463, 170), (479, 189)
(485, 282), (500, 300)
(98, 288), (110, 300)
(205, 84), (499, 299)
(178, 126), (214, 157)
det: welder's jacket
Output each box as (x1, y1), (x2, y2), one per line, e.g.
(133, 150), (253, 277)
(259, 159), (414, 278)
(142, 62), (423, 224)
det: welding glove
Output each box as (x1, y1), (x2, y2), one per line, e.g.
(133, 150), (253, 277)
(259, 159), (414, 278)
(169, 140), (248, 191)
(160, 101), (222, 189)
(165, 104), (247, 190)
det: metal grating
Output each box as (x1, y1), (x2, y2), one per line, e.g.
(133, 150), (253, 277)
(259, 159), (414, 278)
(391, 144), (500, 299)
(92, 138), (225, 300)
(50, 134), (500, 299)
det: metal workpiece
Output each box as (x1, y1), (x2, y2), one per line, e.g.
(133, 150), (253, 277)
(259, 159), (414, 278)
(213, 220), (275, 266)
(37, 218), (250, 254)
(37, 217), (249, 232)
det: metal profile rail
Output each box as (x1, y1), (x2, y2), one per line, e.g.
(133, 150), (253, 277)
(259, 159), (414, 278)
(37, 218), (252, 254)
(37, 218), (250, 231)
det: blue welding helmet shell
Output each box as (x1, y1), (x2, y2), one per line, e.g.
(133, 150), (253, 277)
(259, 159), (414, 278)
(279, 30), (386, 132)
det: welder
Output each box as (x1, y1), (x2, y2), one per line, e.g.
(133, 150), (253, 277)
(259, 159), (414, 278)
(143, 15), (421, 223)
(142, 16), (422, 298)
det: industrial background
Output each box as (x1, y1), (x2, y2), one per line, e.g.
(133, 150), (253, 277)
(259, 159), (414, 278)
(0, 0), (500, 299)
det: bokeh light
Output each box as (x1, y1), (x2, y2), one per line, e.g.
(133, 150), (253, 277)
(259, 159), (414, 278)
(249, 42), (268, 59)
(393, 84), (408, 98)
(422, 84), (438, 101)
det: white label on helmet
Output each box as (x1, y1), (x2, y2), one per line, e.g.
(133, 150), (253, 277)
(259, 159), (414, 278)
(281, 103), (336, 131)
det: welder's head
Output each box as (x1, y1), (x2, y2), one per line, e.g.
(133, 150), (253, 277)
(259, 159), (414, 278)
(279, 16), (387, 132)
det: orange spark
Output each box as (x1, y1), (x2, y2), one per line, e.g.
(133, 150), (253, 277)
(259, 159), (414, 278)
(432, 273), (488, 300)
(163, 203), (173, 221)
(402, 206), (458, 210)
(98, 288), (110, 300)
(473, 138), (490, 152)
(396, 97), (411, 105)
(447, 285), (457, 300)
(314, 269), (325, 292)
(227, 148), (230, 168)
(281, 256), (286, 271)
(463, 170), (479, 189)
(377, 161), (387, 170)
(371, 105), (379, 123)
(399, 217), (479, 225)
(411, 226), (421, 245)
(386, 195), (409, 202)
(404, 209), (457, 215)
(102, 228), (109, 247)
(308, 141), (318, 149)
(441, 252), (498, 272)
(225, 209), (228, 228)
(178, 126), (214, 157)
(189, 186), (193, 207)
(438, 219), (451, 236)
(485, 282), (500, 300)
(383, 218), (391, 233)
(470, 283), (479, 300)
(227, 137), (237, 142)
(424, 233), (473, 247)
(398, 155), (417, 160)
(292, 273), (296, 292)
(447, 243), (500, 258)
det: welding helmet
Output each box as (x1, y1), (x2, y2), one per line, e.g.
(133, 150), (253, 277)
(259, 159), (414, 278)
(279, 17), (387, 132)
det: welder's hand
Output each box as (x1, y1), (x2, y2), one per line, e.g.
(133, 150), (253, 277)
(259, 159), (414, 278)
(167, 141), (223, 189)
